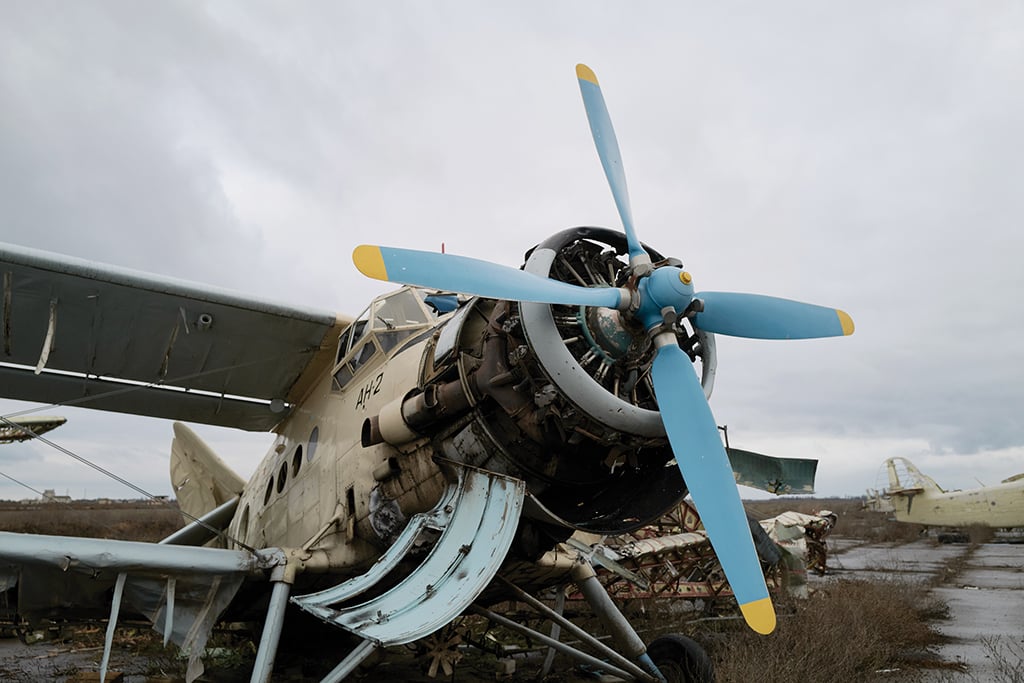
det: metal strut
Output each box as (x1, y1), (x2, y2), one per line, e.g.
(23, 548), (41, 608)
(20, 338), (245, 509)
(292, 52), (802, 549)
(291, 466), (525, 682)
(468, 559), (669, 682)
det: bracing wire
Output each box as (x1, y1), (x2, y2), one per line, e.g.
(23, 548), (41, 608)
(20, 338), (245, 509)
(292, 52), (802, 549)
(0, 469), (56, 501)
(0, 352), (302, 554)
(0, 415), (259, 554)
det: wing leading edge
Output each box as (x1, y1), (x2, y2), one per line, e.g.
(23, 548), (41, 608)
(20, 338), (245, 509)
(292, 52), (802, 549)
(0, 242), (350, 430)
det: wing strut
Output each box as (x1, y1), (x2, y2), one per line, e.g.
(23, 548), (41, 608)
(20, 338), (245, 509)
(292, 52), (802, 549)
(99, 572), (128, 682)
(251, 572), (294, 683)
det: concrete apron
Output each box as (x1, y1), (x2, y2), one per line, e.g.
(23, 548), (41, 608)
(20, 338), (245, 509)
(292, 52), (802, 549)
(825, 538), (1024, 681)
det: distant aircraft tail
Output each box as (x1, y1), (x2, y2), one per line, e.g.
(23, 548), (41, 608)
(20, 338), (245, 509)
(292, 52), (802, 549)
(863, 487), (895, 513)
(882, 457), (944, 494)
(170, 422), (246, 523)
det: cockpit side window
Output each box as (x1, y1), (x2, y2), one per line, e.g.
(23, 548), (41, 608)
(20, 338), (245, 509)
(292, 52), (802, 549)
(334, 336), (381, 390)
(351, 337), (379, 369)
(336, 307), (371, 366)
(334, 308), (372, 390)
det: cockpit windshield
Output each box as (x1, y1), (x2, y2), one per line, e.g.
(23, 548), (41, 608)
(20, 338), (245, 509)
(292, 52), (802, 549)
(332, 288), (441, 391)
(371, 289), (431, 330)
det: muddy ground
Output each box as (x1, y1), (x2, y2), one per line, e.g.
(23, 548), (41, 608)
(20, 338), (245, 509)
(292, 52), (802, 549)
(4, 537), (1023, 682)
(3, 499), (1022, 682)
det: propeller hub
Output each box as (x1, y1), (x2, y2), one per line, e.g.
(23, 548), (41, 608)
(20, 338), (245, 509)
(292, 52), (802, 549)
(637, 266), (695, 329)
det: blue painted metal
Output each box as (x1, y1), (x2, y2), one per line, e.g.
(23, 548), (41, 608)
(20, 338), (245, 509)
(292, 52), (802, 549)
(359, 245), (624, 309)
(635, 268), (695, 330)
(423, 293), (459, 313)
(638, 653), (667, 682)
(294, 481), (462, 609)
(695, 291), (850, 339)
(575, 65), (645, 265)
(292, 467), (525, 647)
(650, 340), (770, 613)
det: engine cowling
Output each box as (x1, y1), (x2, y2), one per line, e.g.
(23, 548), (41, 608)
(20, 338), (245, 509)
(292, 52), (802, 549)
(410, 227), (717, 534)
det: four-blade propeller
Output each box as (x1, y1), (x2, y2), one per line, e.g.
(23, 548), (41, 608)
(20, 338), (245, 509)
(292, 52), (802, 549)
(352, 64), (855, 635)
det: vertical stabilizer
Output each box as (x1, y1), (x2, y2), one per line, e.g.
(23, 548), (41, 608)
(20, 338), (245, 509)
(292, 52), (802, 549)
(884, 457), (944, 493)
(170, 422), (245, 523)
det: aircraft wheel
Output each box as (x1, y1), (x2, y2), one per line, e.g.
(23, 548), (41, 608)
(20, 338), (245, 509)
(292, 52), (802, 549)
(647, 634), (715, 683)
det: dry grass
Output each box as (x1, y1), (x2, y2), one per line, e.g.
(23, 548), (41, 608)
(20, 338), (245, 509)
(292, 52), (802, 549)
(0, 503), (183, 542)
(1, 497), (975, 682)
(977, 637), (1024, 683)
(706, 578), (950, 682)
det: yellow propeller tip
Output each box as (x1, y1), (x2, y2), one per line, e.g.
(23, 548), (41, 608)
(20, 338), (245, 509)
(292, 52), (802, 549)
(576, 64), (598, 85)
(353, 245), (388, 280)
(837, 309), (855, 336)
(740, 597), (776, 635)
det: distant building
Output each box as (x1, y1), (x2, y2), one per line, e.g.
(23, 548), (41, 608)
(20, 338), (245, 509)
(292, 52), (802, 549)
(40, 488), (71, 504)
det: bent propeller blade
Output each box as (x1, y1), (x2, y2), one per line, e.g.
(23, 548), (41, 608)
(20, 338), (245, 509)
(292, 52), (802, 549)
(576, 64), (647, 266)
(694, 291), (855, 340)
(650, 342), (776, 635)
(353, 245), (625, 308)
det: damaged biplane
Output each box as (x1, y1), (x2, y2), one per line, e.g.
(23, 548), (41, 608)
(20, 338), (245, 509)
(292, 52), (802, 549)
(0, 65), (854, 682)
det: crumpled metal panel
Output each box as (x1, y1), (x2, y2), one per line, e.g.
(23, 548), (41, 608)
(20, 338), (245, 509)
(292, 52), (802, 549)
(727, 447), (818, 494)
(1, 532), (286, 682)
(294, 467), (525, 646)
(295, 478), (463, 610)
(616, 531), (709, 559)
(125, 573), (244, 683)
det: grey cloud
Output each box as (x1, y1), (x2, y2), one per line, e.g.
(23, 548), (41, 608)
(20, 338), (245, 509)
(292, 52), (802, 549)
(2, 3), (1024, 497)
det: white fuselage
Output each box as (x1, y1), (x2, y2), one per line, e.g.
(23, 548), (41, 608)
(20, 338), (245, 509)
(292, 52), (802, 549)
(226, 326), (445, 574)
(892, 479), (1024, 528)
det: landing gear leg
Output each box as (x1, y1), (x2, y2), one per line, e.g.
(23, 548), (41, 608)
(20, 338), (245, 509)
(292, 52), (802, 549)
(251, 559), (297, 683)
(570, 559), (665, 682)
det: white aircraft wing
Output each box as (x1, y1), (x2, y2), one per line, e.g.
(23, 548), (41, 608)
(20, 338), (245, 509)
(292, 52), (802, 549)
(0, 242), (350, 430)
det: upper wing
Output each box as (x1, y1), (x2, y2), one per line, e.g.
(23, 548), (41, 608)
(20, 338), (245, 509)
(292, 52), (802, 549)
(0, 242), (350, 430)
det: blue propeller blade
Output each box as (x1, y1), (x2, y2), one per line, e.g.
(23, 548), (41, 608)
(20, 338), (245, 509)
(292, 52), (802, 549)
(353, 245), (624, 308)
(694, 291), (855, 340)
(651, 342), (776, 634)
(576, 65), (647, 266)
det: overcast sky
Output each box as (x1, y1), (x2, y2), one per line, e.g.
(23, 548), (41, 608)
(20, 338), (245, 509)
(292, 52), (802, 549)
(2, 3), (1023, 503)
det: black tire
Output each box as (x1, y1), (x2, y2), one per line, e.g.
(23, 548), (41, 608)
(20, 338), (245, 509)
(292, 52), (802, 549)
(647, 634), (715, 683)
